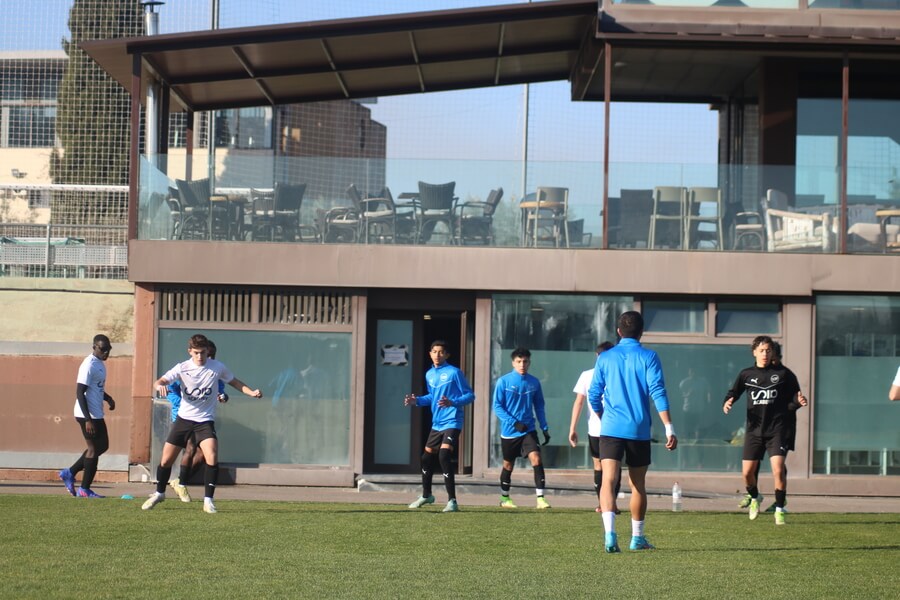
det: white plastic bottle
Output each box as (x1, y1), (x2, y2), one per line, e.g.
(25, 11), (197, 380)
(672, 482), (683, 512)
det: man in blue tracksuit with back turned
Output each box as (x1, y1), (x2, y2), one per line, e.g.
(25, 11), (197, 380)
(405, 340), (475, 513)
(588, 311), (677, 553)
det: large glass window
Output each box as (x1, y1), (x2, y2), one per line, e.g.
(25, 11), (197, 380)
(489, 294), (632, 469)
(813, 295), (900, 475)
(716, 302), (780, 335)
(643, 300), (706, 333)
(157, 328), (352, 465)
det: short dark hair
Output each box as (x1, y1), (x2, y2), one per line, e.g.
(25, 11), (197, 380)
(751, 335), (774, 351)
(511, 347), (531, 360)
(430, 340), (448, 351)
(597, 341), (614, 354)
(208, 340), (218, 359)
(617, 311), (644, 339)
(189, 334), (210, 350)
(93, 334), (111, 347)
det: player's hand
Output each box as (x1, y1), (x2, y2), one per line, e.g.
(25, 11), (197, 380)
(248, 389), (262, 398)
(156, 384), (169, 398)
(404, 394), (417, 406)
(85, 419), (96, 437)
(666, 434), (678, 450)
(568, 430), (578, 447)
(106, 398), (116, 411)
(723, 398), (734, 414)
(438, 396), (454, 408)
(513, 421), (528, 433)
(798, 393), (808, 407)
(218, 393), (229, 403)
(541, 430), (551, 446)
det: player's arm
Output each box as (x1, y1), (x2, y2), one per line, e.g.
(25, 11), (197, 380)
(104, 391), (116, 411)
(228, 377), (262, 398)
(658, 409), (677, 451)
(491, 379), (515, 425)
(890, 383), (900, 402)
(723, 372), (745, 414)
(440, 371), (475, 407)
(534, 383), (550, 443)
(569, 393), (585, 447)
(75, 383), (95, 435)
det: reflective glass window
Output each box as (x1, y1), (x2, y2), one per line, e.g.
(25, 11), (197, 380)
(716, 302), (780, 335)
(813, 295), (900, 475)
(489, 294), (632, 469)
(643, 300), (706, 333)
(156, 328), (351, 466)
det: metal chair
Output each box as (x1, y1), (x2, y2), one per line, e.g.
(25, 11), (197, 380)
(685, 187), (724, 250)
(249, 188), (276, 241)
(524, 186), (569, 247)
(649, 186), (686, 249)
(417, 181), (457, 244)
(456, 187), (503, 245)
(274, 182), (316, 241)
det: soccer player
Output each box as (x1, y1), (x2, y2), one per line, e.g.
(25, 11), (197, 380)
(724, 336), (808, 525)
(166, 340), (229, 504)
(568, 341), (619, 513)
(405, 340), (475, 513)
(492, 347), (551, 510)
(143, 334), (262, 514)
(588, 311), (677, 553)
(58, 334), (115, 498)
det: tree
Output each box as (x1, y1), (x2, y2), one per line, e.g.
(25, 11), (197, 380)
(50, 0), (143, 224)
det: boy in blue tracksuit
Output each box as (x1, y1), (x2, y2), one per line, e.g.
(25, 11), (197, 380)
(492, 347), (551, 509)
(588, 311), (677, 553)
(405, 340), (475, 513)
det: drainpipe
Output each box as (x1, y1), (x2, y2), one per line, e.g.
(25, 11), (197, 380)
(142, 2), (164, 169)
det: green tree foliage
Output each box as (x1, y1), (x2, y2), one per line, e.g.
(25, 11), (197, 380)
(50, 0), (142, 223)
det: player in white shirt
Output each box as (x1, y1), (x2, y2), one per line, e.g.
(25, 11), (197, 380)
(58, 334), (115, 498)
(568, 342), (619, 513)
(143, 334), (262, 514)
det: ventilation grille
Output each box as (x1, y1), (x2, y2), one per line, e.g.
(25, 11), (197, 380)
(159, 289), (253, 323)
(259, 291), (352, 325)
(159, 288), (353, 326)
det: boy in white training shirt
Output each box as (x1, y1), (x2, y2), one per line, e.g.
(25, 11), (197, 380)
(143, 334), (262, 514)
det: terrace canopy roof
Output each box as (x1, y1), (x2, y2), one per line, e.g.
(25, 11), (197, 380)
(81, 1), (900, 111)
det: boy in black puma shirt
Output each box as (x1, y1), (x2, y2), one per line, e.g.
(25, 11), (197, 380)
(724, 336), (807, 525)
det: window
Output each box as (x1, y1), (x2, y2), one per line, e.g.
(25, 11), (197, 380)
(716, 302), (780, 335)
(643, 300), (705, 333)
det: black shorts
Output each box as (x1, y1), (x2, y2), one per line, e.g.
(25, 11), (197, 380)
(743, 432), (788, 461)
(167, 417), (217, 448)
(588, 435), (601, 460)
(76, 417), (108, 442)
(501, 431), (541, 462)
(425, 428), (461, 454)
(598, 436), (651, 468)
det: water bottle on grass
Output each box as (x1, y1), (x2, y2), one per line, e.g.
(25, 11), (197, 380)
(672, 482), (682, 512)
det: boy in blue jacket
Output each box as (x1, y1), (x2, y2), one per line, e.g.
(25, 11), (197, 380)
(492, 347), (551, 509)
(405, 340), (475, 513)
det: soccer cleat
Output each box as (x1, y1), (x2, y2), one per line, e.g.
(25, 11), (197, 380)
(442, 499), (459, 513)
(749, 495), (763, 520)
(738, 493), (753, 509)
(765, 499), (786, 514)
(408, 495), (435, 509)
(203, 499), (217, 514)
(536, 496), (551, 510)
(169, 479), (191, 503)
(141, 492), (165, 511)
(58, 469), (76, 497)
(775, 510), (786, 526)
(629, 535), (655, 551)
(499, 495), (518, 509)
(604, 532), (620, 553)
(76, 488), (104, 498)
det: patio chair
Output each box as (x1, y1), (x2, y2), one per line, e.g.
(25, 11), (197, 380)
(685, 186), (724, 250)
(649, 186), (686, 249)
(274, 182), (317, 242)
(763, 188), (835, 253)
(524, 186), (569, 247)
(456, 187), (503, 245)
(417, 181), (457, 244)
(175, 178), (228, 240)
(347, 184), (397, 243)
(249, 188), (276, 241)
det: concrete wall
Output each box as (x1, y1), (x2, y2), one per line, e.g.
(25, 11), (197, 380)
(0, 278), (134, 477)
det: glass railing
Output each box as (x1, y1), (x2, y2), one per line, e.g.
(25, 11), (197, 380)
(138, 154), (900, 255)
